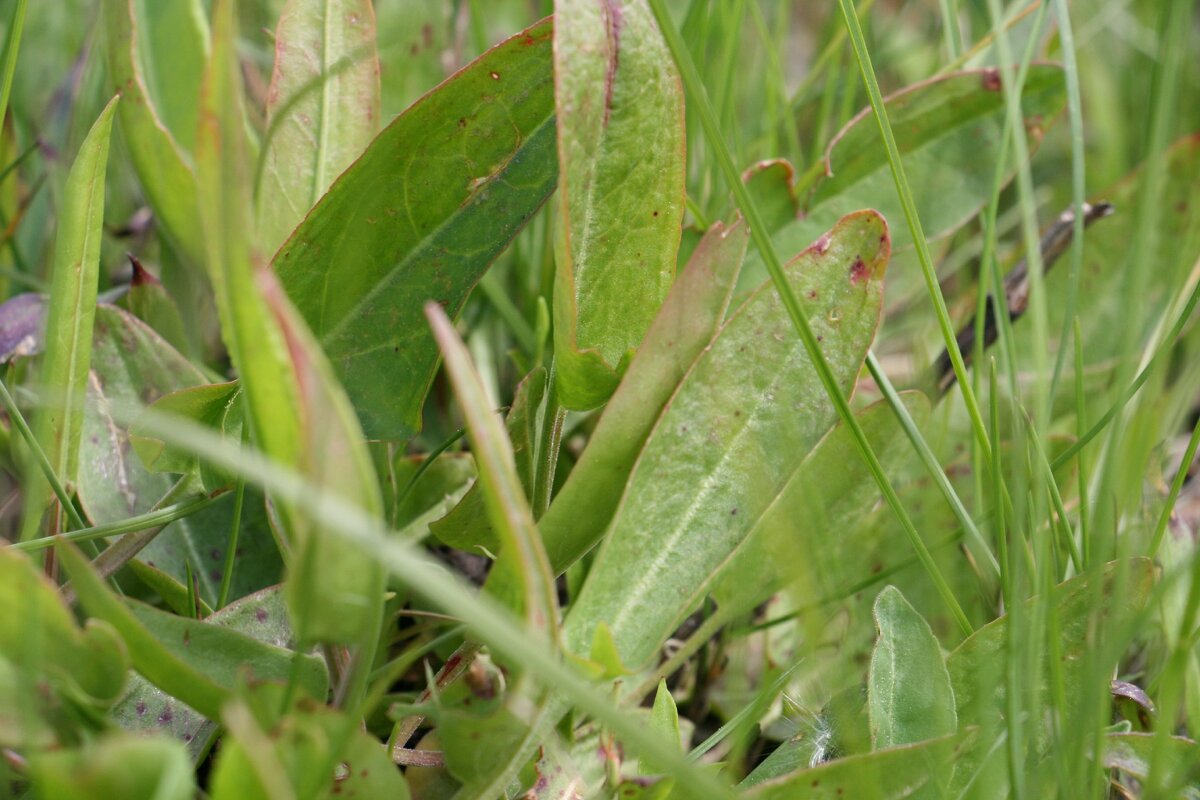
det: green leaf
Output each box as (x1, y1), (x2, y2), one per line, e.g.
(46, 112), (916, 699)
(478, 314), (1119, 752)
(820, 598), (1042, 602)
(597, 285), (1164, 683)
(124, 257), (193, 358)
(709, 394), (928, 619)
(552, 0), (686, 409)
(273, 18), (557, 439)
(257, 0), (381, 254)
(640, 680), (682, 775)
(536, 217), (748, 577)
(868, 586), (957, 751)
(947, 558), (1154, 729)
(27, 733), (195, 800)
(0, 547), (128, 745)
(742, 159), (801, 234)
(129, 0), (208, 155)
(111, 585), (312, 762)
(431, 366), (546, 554)
(130, 381), (244, 493)
(428, 304), (562, 796)
(198, 0), (384, 646)
(59, 541), (229, 720)
(744, 66), (1066, 287)
(23, 96), (118, 537)
(211, 691), (410, 800)
(77, 307), (280, 606)
(742, 732), (969, 800)
(562, 210), (889, 669)
(102, 0), (205, 267)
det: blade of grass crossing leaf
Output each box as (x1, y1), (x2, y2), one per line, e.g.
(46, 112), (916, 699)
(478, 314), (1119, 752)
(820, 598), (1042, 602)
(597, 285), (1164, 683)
(10, 493), (219, 552)
(866, 351), (1000, 580)
(20, 97), (119, 543)
(647, 0), (973, 637)
(834, 0), (992, 461)
(128, 405), (734, 800)
(0, 377), (86, 532)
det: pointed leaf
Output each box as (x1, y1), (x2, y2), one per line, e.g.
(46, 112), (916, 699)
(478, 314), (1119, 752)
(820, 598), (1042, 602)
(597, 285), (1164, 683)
(258, 0), (381, 254)
(431, 366), (547, 554)
(868, 586), (957, 750)
(562, 210), (890, 669)
(273, 19), (557, 439)
(640, 680), (682, 775)
(552, 0), (686, 409)
(24, 96), (118, 537)
(198, 0), (384, 645)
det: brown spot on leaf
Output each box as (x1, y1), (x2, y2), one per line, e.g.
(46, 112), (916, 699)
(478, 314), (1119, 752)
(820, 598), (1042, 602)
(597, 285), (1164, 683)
(981, 68), (1002, 92)
(849, 257), (870, 285)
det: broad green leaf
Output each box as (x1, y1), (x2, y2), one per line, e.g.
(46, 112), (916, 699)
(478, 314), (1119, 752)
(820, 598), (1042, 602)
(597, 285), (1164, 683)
(428, 304), (561, 796)
(1102, 733), (1200, 799)
(102, 0), (205, 267)
(563, 210), (890, 669)
(536, 217), (748, 576)
(742, 732), (969, 800)
(431, 366), (546, 554)
(552, 0), (686, 409)
(77, 307), (280, 606)
(112, 585), (311, 762)
(27, 733), (195, 800)
(391, 452), (475, 538)
(273, 19), (557, 439)
(198, 0), (383, 646)
(0, 547), (128, 746)
(22, 96), (117, 540)
(709, 394), (928, 619)
(640, 680), (682, 775)
(743, 66), (1066, 288)
(947, 558), (1154, 729)
(868, 586), (957, 750)
(257, 0), (381, 254)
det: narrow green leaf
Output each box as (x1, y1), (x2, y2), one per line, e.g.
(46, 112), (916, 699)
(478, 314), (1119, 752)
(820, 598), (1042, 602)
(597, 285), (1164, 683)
(273, 19), (557, 439)
(125, 257), (192, 357)
(562, 210), (889, 670)
(257, 0), (381, 254)
(868, 586), (957, 750)
(22, 96), (118, 540)
(536, 217), (748, 577)
(552, 0), (686, 409)
(431, 366), (547, 554)
(743, 732), (969, 800)
(427, 305), (557, 633)
(198, 0), (384, 647)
